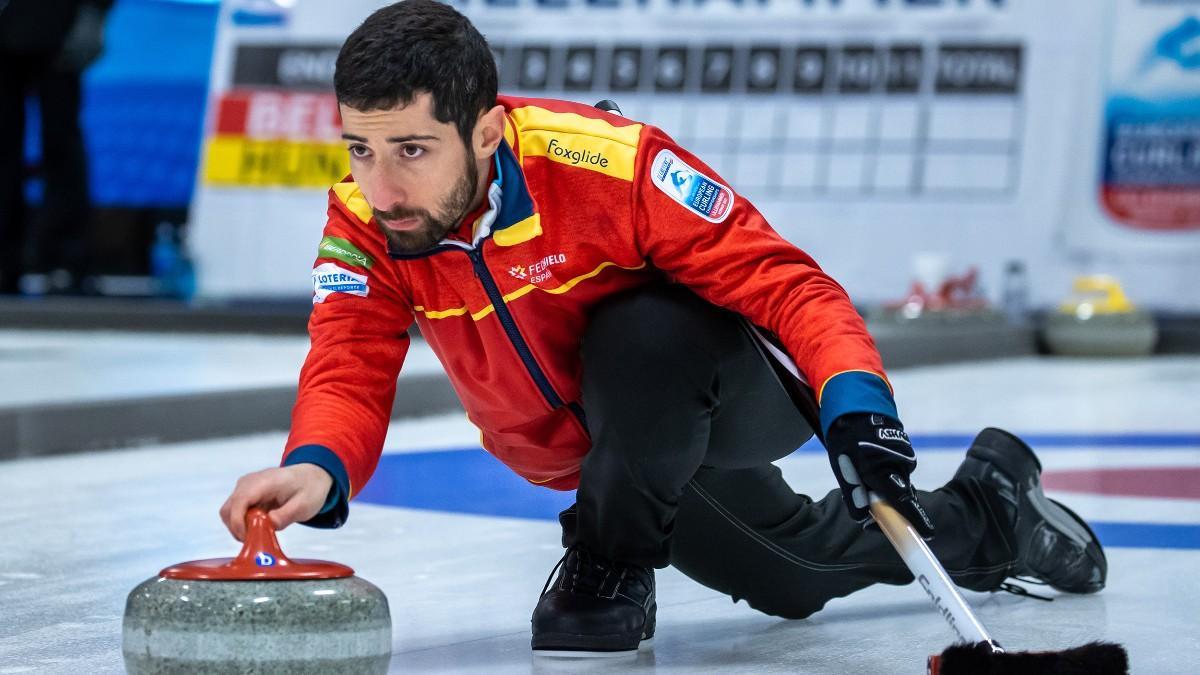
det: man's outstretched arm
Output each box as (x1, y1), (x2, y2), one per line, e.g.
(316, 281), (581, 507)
(221, 207), (412, 537)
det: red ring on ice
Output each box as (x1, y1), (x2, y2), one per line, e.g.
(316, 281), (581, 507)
(1042, 467), (1200, 500)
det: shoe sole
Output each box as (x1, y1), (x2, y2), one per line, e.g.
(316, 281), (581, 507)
(532, 633), (654, 658)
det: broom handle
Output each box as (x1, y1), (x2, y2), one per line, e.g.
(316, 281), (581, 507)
(868, 493), (1002, 651)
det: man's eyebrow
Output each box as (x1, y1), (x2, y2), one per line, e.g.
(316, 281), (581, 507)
(340, 133), (440, 143)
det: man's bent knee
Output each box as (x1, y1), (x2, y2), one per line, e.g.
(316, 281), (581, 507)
(739, 591), (828, 620)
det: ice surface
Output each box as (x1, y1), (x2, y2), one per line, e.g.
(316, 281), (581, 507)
(1, 357), (1198, 673)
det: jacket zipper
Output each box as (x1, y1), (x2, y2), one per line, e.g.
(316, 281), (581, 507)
(466, 247), (588, 428)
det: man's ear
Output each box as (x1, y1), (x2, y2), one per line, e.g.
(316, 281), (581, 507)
(473, 104), (506, 159)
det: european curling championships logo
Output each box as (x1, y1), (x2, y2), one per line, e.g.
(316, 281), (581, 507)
(650, 149), (734, 223)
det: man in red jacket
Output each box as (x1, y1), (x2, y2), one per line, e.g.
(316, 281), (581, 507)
(220, 0), (1106, 656)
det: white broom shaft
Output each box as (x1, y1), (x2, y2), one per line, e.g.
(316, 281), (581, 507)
(868, 493), (998, 648)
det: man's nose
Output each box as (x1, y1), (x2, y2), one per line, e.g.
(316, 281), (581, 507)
(364, 169), (407, 212)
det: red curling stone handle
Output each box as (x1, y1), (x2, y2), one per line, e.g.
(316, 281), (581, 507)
(160, 507), (354, 580)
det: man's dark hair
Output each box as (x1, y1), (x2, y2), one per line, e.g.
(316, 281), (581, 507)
(335, 0), (498, 144)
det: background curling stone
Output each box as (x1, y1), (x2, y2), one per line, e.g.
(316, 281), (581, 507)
(1044, 275), (1158, 357)
(123, 508), (392, 674)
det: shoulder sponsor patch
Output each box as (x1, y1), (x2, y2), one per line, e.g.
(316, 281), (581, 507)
(318, 236), (373, 269)
(312, 262), (368, 304)
(649, 149), (734, 223)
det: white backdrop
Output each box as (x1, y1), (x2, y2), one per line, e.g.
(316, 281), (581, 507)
(189, 0), (1200, 310)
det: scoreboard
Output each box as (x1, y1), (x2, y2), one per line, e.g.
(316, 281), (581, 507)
(210, 38), (1023, 199)
(189, 0), (1200, 309)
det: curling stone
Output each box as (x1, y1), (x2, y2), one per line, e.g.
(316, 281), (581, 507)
(123, 508), (391, 674)
(1044, 275), (1157, 357)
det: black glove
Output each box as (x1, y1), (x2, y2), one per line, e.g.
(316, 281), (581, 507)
(824, 412), (935, 538)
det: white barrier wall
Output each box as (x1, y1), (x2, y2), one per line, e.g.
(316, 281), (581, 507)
(190, 0), (1200, 309)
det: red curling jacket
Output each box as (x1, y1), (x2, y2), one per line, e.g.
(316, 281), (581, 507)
(281, 96), (897, 526)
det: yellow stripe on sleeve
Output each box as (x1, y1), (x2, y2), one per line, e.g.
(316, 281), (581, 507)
(816, 369), (893, 404)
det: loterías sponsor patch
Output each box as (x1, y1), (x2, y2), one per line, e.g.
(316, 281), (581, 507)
(649, 149), (734, 223)
(312, 262), (368, 304)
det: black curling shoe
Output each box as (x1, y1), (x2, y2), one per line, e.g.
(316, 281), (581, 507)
(531, 544), (656, 656)
(954, 427), (1107, 594)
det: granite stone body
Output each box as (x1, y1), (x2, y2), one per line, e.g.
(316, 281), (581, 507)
(1044, 311), (1159, 357)
(123, 575), (391, 674)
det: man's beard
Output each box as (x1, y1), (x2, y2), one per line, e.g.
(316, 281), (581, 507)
(374, 156), (479, 255)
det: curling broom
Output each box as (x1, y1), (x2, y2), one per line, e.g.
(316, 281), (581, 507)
(868, 493), (1129, 675)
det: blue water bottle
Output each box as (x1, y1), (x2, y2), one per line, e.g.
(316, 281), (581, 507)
(150, 223), (180, 298)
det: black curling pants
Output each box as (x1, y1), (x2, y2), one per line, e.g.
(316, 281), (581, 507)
(569, 284), (1017, 619)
